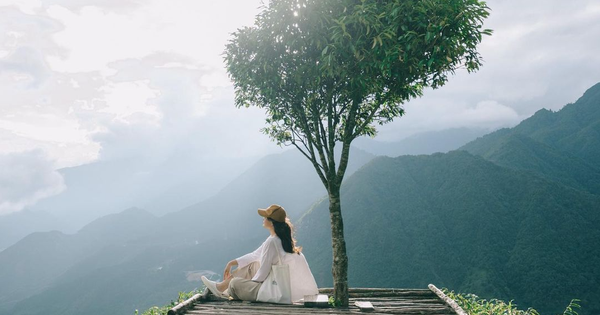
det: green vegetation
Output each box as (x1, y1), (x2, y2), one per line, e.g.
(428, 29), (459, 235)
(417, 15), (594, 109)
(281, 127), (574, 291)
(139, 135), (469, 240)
(135, 290), (199, 315)
(444, 289), (581, 315)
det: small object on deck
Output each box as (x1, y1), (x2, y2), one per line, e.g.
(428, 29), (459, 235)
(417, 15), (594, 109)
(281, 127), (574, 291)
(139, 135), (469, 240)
(303, 294), (330, 308)
(354, 301), (374, 312)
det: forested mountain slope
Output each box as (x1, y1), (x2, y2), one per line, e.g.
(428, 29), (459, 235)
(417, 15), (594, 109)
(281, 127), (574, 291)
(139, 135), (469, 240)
(462, 82), (600, 172)
(298, 151), (600, 315)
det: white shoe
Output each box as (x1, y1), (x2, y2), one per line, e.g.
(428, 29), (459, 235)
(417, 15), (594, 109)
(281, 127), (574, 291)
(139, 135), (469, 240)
(201, 276), (228, 299)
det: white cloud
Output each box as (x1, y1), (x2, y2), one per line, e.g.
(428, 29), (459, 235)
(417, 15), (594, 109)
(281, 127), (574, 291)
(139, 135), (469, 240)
(99, 80), (162, 125)
(375, 95), (522, 141)
(92, 53), (282, 162)
(40, 0), (142, 13)
(0, 150), (65, 215)
(44, 1), (263, 73)
(0, 0), (142, 14)
(375, 0), (600, 141)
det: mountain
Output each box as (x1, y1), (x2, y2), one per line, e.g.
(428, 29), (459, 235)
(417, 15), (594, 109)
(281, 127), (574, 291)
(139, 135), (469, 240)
(298, 151), (600, 315)
(466, 133), (600, 195)
(297, 83), (600, 315)
(159, 146), (375, 242)
(26, 154), (259, 232)
(0, 210), (66, 252)
(0, 207), (157, 314)
(0, 152), (258, 252)
(353, 127), (489, 157)
(462, 82), (600, 170)
(2, 147), (375, 315)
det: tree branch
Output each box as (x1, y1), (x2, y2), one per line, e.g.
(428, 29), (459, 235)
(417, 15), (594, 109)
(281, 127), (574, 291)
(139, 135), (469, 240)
(351, 104), (379, 139)
(308, 99), (332, 177)
(292, 141), (328, 187)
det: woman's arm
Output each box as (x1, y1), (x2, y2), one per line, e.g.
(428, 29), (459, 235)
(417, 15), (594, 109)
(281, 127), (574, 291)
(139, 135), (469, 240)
(235, 238), (266, 269)
(251, 238), (280, 282)
(223, 259), (238, 280)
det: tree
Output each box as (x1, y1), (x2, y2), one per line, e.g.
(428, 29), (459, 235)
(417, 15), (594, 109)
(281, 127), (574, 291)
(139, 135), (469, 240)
(224, 0), (491, 306)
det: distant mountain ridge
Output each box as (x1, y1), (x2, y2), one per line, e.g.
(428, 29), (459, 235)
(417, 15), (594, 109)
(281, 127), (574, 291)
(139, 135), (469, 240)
(0, 125), (484, 252)
(462, 82), (600, 169)
(0, 153), (258, 254)
(0, 207), (157, 314)
(354, 127), (489, 157)
(0, 147), (375, 315)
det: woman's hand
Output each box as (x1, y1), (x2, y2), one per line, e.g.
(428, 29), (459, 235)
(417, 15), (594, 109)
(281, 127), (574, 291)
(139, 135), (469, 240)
(223, 260), (238, 280)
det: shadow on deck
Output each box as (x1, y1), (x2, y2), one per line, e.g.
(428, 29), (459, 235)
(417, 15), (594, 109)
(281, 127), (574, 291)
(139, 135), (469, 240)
(168, 285), (466, 315)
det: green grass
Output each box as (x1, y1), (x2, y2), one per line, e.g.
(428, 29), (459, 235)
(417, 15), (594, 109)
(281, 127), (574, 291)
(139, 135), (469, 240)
(135, 290), (201, 315)
(443, 289), (581, 315)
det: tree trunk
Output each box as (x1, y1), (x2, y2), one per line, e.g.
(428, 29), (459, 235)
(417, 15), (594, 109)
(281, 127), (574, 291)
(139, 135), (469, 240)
(328, 184), (349, 306)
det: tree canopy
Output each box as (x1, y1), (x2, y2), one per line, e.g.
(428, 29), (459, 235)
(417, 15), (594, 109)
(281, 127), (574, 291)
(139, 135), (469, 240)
(225, 0), (491, 186)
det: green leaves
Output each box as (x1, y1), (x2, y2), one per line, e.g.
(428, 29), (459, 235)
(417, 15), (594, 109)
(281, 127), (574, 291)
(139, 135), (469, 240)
(443, 289), (582, 315)
(224, 0), (491, 177)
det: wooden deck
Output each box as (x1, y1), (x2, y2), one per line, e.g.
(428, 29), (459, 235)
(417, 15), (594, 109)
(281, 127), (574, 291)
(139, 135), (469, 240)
(168, 285), (466, 315)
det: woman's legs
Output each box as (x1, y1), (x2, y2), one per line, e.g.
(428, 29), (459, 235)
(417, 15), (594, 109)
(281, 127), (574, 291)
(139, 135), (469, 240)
(226, 261), (262, 301)
(216, 261), (259, 292)
(228, 277), (262, 301)
(216, 278), (231, 292)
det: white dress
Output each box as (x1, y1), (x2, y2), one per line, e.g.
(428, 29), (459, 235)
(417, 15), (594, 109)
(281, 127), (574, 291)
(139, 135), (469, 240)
(236, 235), (319, 302)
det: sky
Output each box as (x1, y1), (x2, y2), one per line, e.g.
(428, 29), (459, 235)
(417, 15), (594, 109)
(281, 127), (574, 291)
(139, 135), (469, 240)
(1, 0), (599, 215)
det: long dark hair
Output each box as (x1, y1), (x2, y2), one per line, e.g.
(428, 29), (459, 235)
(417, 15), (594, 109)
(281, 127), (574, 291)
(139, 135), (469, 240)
(269, 218), (302, 254)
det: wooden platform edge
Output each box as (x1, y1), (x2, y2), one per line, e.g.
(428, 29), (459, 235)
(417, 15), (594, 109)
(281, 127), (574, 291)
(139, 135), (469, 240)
(167, 290), (207, 315)
(428, 284), (468, 315)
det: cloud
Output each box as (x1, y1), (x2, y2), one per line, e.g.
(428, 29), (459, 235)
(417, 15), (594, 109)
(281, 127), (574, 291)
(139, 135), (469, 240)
(1, 0), (599, 213)
(376, 0), (600, 141)
(375, 96), (522, 141)
(0, 6), (105, 167)
(92, 52), (281, 162)
(0, 6), (65, 56)
(40, 0), (143, 13)
(0, 0), (143, 14)
(43, 1), (262, 73)
(1, 1), (278, 171)
(0, 150), (65, 215)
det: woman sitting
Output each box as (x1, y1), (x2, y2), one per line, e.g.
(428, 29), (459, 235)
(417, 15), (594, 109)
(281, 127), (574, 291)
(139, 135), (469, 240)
(201, 204), (319, 303)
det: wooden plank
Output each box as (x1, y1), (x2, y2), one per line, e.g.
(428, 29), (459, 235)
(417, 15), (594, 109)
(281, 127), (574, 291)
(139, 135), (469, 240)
(319, 288), (432, 293)
(175, 286), (459, 315)
(354, 301), (374, 312)
(351, 298), (446, 306)
(428, 284), (467, 315)
(191, 302), (450, 313)
(167, 293), (204, 315)
(188, 308), (454, 315)
(346, 292), (437, 298)
(190, 303), (453, 314)
(304, 294), (331, 308)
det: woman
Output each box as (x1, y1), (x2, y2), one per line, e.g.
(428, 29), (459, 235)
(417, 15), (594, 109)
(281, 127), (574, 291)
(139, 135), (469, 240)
(201, 204), (319, 303)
